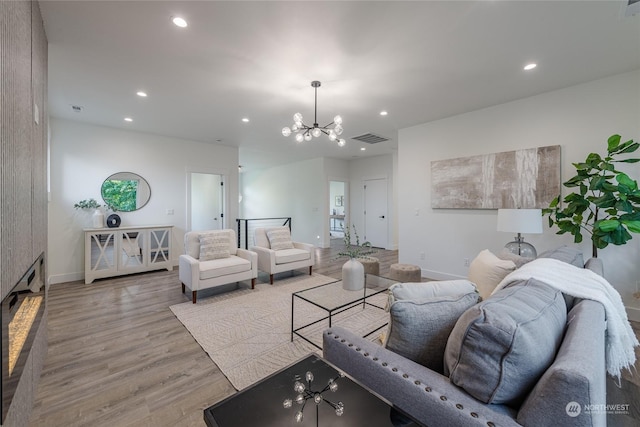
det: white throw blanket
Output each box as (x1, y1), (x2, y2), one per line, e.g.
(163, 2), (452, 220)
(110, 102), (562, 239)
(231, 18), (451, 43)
(493, 258), (639, 380)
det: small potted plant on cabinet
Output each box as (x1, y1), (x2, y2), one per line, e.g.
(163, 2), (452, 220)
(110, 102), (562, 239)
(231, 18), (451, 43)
(74, 198), (105, 228)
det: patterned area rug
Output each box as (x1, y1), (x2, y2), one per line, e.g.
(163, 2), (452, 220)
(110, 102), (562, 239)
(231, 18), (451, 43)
(170, 273), (388, 390)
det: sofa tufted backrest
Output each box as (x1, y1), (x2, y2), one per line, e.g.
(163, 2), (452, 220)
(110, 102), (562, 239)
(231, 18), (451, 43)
(184, 229), (237, 259)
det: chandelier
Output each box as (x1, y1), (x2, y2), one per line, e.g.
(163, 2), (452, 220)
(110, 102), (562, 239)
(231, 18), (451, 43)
(282, 81), (346, 147)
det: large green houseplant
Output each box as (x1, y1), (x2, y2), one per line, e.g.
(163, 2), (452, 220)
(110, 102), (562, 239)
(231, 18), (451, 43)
(543, 134), (640, 257)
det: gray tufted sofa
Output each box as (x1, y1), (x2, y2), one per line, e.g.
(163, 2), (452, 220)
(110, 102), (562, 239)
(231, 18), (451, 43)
(323, 257), (606, 427)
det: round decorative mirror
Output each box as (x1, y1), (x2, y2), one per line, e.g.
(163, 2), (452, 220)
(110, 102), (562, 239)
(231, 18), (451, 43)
(101, 172), (151, 212)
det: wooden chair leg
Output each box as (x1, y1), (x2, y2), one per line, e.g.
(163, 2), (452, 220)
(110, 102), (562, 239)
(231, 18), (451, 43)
(181, 283), (185, 293)
(251, 278), (256, 289)
(192, 291), (197, 304)
(270, 274), (274, 285)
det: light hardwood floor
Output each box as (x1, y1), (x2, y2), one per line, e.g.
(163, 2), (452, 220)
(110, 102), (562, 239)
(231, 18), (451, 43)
(28, 240), (398, 426)
(28, 242), (639, 426)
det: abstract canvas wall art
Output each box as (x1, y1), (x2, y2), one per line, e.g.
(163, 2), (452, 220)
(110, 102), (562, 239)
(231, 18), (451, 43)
(431, 145), (561, 209)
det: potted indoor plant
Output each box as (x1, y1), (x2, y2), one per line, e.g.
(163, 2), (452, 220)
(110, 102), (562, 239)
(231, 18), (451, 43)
(337, 224), (376, 291)
(74, 198), (105, 228)
(543, 134), (640, 257)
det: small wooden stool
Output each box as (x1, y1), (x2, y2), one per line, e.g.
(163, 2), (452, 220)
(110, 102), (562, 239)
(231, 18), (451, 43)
(357, 257), (380, 275)
(389, 263), (421, 282)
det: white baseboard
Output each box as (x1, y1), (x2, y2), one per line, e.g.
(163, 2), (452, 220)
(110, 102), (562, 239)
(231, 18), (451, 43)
(48, 272), (83, 285)
(48, 263), (178, 286)
(626, 306), (640, 323)
(421, 268), (466, 281)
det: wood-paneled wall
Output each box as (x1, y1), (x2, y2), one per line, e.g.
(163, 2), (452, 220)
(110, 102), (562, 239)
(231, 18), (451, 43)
(0, 1), (49, 426)
(0, 0), (48, 300)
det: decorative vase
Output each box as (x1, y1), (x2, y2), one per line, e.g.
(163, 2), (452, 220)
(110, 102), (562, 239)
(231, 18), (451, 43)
(92, 209), (104, 228)
(342, 259), (365, 291)
(106, 213), (121, 228)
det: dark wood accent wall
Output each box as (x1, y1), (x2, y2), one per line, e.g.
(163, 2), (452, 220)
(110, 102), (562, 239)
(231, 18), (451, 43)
(0, 0), (48, 299)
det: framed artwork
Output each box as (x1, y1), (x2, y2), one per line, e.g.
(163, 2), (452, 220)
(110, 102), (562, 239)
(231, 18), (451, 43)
(335, 196), (343, 207)
(431, 145), (561, 209)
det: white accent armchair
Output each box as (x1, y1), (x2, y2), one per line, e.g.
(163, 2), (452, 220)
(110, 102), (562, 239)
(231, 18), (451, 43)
(250, 227), (315, 284)
(179, 229), (257, 303)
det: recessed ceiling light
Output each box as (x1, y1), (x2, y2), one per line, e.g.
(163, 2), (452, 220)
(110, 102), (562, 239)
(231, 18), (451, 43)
(136, 91), (147, 97)
(242, 118), (250, 123)
(524, 63), (537, 71)
(172, 16), (187, 28)
(360, 147), (366, 151)
(124, 117), (133, 122)
(380, 111), (388, 116)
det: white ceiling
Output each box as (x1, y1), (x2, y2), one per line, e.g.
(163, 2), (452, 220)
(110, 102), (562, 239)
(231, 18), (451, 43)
(40, 1), (640, 171)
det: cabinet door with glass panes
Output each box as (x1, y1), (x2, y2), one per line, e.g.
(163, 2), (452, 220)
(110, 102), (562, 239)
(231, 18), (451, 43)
(84, 226), (172, 284)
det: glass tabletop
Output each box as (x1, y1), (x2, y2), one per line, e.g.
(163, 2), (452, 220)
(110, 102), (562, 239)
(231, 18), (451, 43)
(293, 274), (398, 312)
(204, 353), (421, 427)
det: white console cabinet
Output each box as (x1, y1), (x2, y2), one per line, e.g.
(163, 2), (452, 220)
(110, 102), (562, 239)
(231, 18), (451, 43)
(84, 225), (173, 284)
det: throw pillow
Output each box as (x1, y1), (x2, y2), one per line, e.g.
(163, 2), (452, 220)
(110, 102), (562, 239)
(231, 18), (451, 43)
(385, 281), (480, 374)
(199, 231), (231, 261)
(444, 278), (567, 406)
(266, 227), (294, 251)
(468, 249), (516, 299)
(537, 245), (584, 268)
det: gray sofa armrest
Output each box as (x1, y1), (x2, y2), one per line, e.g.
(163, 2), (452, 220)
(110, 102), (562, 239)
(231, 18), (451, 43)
(517, 299), (606, 427)
(323, 327), (519, 427)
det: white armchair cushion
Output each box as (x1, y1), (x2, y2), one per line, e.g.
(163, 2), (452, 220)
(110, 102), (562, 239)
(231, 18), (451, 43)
(199, 230), (231, 261)
(266, 227), (294, 251)
(199, 256), (251, 280)
(275, 248), (310, 265)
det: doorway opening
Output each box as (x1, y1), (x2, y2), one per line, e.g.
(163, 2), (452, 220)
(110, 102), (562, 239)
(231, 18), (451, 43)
(187, 172), (225, 232)
(329, 181), (346, 240)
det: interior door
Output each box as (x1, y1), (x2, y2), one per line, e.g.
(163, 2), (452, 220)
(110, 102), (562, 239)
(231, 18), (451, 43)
(190, 172), (223, 231)
(364, 178), (388, 248)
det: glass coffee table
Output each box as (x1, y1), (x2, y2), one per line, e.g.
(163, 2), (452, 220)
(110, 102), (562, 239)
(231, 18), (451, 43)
(204, 353), (422, 426)
(291, 274), (398, 349)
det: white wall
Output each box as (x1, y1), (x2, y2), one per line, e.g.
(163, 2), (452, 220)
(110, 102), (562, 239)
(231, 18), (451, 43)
(48, 118), (239, 284)
(398, 70), (640, 316)
(238, 155), (400, 250)
(240, 157), (325, 246)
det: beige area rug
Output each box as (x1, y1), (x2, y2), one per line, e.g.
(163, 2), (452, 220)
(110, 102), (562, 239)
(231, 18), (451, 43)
(170, 273), (388, 390)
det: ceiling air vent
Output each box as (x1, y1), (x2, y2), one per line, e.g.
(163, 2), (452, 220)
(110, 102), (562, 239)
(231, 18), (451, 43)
(625, 0), (640, 16)
(351, 133), (389, 144)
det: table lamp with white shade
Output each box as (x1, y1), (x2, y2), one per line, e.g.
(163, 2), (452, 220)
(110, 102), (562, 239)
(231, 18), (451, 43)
(497, 209), (543, 258)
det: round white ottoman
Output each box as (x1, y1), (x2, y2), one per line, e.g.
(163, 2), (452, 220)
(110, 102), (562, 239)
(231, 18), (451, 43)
(389, 263), (421, 282)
